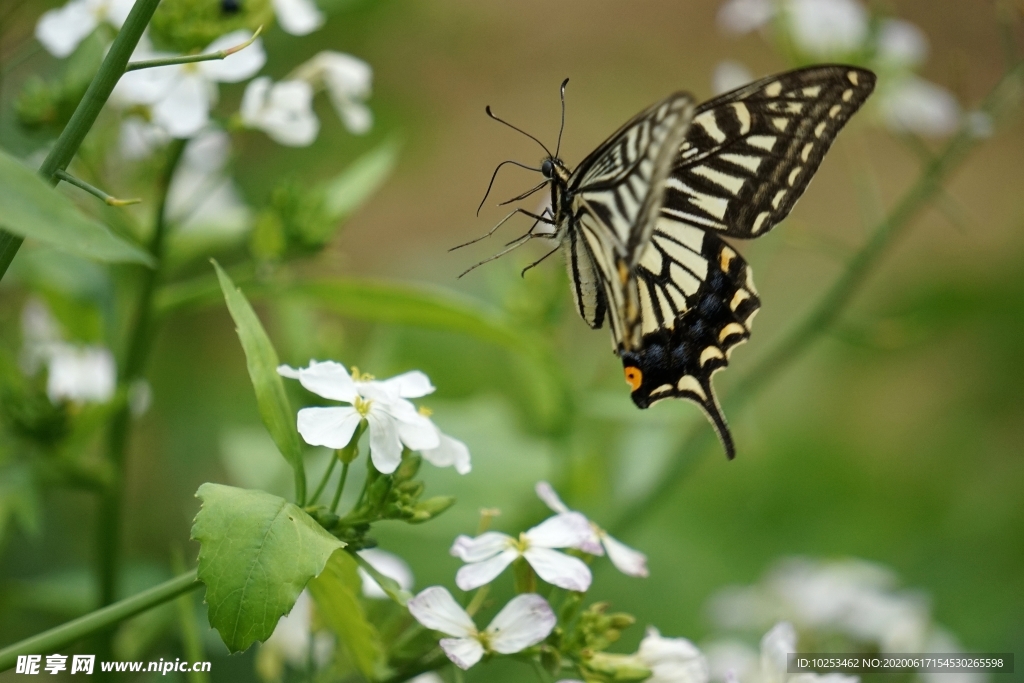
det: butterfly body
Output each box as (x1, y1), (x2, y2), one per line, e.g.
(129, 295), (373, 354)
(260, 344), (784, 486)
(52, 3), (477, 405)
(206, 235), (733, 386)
(488, 66), (875, 459)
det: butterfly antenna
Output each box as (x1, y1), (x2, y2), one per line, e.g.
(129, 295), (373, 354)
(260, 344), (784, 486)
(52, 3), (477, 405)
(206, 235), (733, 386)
(486, 106), (552, 158)
(476, 160), (542, 216)
(457, 233), (532, 278)
(554, 78), (569, 159)
(497, 179), (548, 207)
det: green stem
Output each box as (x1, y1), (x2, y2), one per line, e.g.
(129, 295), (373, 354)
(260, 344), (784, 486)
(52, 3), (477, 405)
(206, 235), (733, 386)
(0, 570), (199, 673)
(609, 60), (1024, 537)
(310, 454), (339, 504)
(348, 550), (411, 605)
(95, 139), (187, 658)
(0, 0), (162, 283)
(330, 461), (351, 513)
(55, 170), (141, 206)
(124, 26), (263, 72)
(171, 551), (209, 683)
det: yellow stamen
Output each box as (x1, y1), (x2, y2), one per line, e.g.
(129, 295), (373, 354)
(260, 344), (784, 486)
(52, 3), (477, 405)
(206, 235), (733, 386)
(418, 405), (433, 417)
(350, 366), (375, 381)
(354, 395), (373, 417)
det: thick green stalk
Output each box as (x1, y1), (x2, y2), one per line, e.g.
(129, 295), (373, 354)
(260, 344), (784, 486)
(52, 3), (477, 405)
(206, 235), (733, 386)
(0, 570), (199, 673)
(610, 61), (1024, 536)
(0, 0), (163, 282)
(96, 139), (187, 656)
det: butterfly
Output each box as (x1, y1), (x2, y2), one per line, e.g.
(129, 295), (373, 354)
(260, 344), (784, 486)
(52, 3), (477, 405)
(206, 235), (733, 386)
(467, 65), (876, 459)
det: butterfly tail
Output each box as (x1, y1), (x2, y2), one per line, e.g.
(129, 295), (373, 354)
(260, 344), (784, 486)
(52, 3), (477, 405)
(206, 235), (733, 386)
(697, 386), (736, 460)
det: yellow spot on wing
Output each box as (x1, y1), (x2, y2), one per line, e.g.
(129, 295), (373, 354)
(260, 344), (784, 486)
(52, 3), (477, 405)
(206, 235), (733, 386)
(719, 322), (747, 342)
(730, 288), (750, 311)
(720, 246), (737, 272)
(700, 346), (725, 366)
(677, 375), (707, 400)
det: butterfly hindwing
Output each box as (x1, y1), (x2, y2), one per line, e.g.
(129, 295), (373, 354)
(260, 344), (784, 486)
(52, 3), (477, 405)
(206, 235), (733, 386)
(621, 217), (761, 458)
(663, 65), (875, 239)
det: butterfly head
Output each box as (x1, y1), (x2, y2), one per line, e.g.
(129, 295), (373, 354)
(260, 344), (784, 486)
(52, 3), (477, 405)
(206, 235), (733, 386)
(541, 157), (570, 183)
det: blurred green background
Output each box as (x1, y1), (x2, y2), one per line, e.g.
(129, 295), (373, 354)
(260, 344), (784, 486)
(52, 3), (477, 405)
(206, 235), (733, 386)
(1, 0), (1022, 681)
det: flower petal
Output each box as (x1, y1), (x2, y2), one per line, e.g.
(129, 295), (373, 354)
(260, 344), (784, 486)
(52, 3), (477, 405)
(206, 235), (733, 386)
(338, 100), (373, 135)
(639, 627), (710, 683)
(786, 0), (868, 58)
(295, 360), (358, 402)
(276, 364), (301, 379)
(421, 433), (472, 474)
(534, 481), (571, 514)
(295, 406), (361, 449)
(46, 344), (116, 404)
(377, 370), (435, 398)
(105, 0), (137, 27)
(760, 622), (796, 683)
(523, 547), (592, 592)
(485, 593), (556, 654)
(439, 637), (485, 670)
(366, 408), (403, 474)
(241, 77), (320, 146)
(712, 60), (753, 96)
(357, 548), (414, 599)
(525, 512), (593, 549)
(877, 18), (928, 67)
(450, 532), (513, 562)
(407, 586), (475, 638)
(879, 76), (960, 137)
(601, 533), (649, 578)
(385, 398), (441, 451)
(716, 0), (775, 35)
(272, 0), (325, 35)
(455, 548), (519, 591)
(200, 30), (266, 83)
(35, 1), (97, 58)
(152, 73), (212, 138)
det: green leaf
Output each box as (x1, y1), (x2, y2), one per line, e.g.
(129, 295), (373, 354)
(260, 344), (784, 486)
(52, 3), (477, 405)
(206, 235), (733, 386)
(323, 140), (399, 222)
(213, 261), (306, 503)
(307, 552), (383, 678)
(0, 149), (153, 266)
(190, 483), (344, 653)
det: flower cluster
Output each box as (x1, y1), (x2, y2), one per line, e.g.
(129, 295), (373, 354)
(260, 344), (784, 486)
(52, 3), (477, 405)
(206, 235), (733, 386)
(703, 558), (979, 683)
(36, 0), (373, 151)
(714, 0), (974, 137)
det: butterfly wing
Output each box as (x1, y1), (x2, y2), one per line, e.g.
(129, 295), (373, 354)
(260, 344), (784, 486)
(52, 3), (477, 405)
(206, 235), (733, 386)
(621, 66), (875, 458)
(663, 65), (876, 238)
(621, 214), (761, 459)
(563, 92), (696, 349)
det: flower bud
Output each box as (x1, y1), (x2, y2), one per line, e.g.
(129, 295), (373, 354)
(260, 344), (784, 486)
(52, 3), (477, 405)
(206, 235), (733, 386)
(393, 452), (422, 482)
(408, 496), (456, 524)
(580, 652), (651, 682)
(149, 0), (272, 53)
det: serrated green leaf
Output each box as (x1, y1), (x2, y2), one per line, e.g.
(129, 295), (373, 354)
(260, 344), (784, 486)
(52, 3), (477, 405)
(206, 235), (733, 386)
(190, 483), (344, 653)
(213, 261), (306, 502)
(307, 552), (383, 678)
(0, 149), (153, 266)
(323, 140), (399, 222)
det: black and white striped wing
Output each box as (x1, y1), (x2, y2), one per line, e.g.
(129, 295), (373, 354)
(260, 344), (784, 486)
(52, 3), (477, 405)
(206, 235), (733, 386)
(662, 65), (875, 238)
(564, 92), (695, 350)
(620, 214), (761, 458)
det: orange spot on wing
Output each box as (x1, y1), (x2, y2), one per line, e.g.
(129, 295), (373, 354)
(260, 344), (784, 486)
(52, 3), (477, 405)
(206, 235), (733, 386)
(624, 366), (643, 392)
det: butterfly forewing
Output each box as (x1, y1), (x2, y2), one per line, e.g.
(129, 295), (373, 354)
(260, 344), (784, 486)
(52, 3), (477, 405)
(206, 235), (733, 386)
(564, 92), (696, 350)
(663, 66), (875, 238)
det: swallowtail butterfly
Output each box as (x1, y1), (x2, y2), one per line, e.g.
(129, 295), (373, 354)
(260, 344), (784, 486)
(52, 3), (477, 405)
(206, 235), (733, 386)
(468, 65), (875, 459)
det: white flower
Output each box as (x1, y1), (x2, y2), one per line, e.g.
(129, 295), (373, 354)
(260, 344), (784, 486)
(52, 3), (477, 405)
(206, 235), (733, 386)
(784, 0), (868, 58)
(408, 675), (445, 683)
(278, 361), (440, 474)
(879, 76), (961, 137)
(115, 30), (266, 139)
(759, 622), (859, 683)
(450, 512), (593, 591)
(638, 627), (710, 683)
(166, 129), (251, 233)
(407, 587), (555, 670)
(876, 19), (928, 68)
(292, 51), (373, 134)
(20, 299), (116, 405)
(421, 432), (472, 474)
(357, 548), (414, 599)
(273, 0), (325, 36)
(717, 0), (776, 34)
(257, 590), (333, 682)
(35, 0), (135, 58)
(45, 344), (116, 404)
(713, 61), (754, 96)
(240, 77), (319, 147)
(119, 117), (171, 160)
(535, 481), (648, 578)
